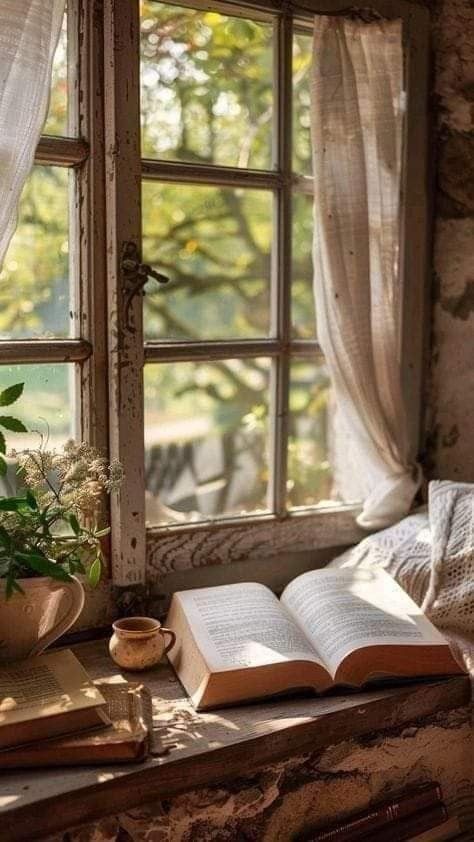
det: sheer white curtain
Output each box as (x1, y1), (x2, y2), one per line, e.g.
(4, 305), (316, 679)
(310, 17), (421, 530)
(0, 0), (65, 268)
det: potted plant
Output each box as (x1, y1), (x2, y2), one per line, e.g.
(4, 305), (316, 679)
(0, 382), (122, 662)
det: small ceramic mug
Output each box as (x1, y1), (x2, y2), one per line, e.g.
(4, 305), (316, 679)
(109, 616), (176, 671)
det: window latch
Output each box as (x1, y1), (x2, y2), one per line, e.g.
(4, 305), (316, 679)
(121, 242), (169, 332)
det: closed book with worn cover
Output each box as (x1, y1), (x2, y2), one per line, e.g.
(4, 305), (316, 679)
(300, 782), (443, 842)
(408, 816), (460, 841)
(0, 682), (152, 767)
(0, 649), (108, 750)
(364, 803), (448, 842)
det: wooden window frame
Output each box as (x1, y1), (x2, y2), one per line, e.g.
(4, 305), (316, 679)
(103, 0), (430, 589)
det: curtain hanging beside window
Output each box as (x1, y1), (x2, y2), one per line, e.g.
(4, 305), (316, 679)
(0, 0), (65, 268)
(310, 16), (421, 530)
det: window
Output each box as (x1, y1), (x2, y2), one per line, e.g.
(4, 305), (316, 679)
(140, 2), (335, 529)
(0, 0), (430, 591)
(107, 0), (430, 587)
(0, 2), (107, 459)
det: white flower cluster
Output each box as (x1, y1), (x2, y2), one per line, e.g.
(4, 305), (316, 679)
(12, 440), (123, 518)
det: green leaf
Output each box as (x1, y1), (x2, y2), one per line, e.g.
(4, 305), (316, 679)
(0, 525), (11, 549)
(0, 497), (27, 511)
(13, 552), (72, 582)
(26, 490), (38, 510)
(94, 527), (110, 538)
(88, 557), (102, 588)
(0, 431), (5, 455)
(69, 514), (81, 535)
(0, 456), (6, 477)
(0, 416), (27, 432)
(0, 383), (24, 407)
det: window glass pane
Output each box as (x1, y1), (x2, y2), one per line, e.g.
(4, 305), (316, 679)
(293, 31), (312, 176)
(144, 359), (270, 524)
(142, 182), (272, 340)
(287, 358), (340, 509)
(0, 167), (73, 340)
(0, 364), (76, 454)
(292, 193), (315, 338)
(44, 12), (68, 137)
(140, 1), (273, 169)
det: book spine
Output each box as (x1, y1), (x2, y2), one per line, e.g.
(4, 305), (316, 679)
(363, 804), (448, 842)
(304, 783), (442, 842)
(407, 816), (460, 842)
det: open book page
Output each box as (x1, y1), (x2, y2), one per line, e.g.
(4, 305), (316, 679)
(174, 582), (324, 673)
(281, 568), (449, 678)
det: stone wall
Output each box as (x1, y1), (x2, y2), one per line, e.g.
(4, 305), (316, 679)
(426, 0), (474, 480)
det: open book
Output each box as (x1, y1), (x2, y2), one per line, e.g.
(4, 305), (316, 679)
(166, 569), (463, 709)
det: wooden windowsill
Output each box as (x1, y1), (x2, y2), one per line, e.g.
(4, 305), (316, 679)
(0, 640), (470, 842)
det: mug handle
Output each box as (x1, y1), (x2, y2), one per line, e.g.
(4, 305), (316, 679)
(29, 577), (85, 657)
(160, 627), (176, 656)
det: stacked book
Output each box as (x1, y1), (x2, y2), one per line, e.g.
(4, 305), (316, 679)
(0, 649), (153, 767)
(298, 783), (460, 842)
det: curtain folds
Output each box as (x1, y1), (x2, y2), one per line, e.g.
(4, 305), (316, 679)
(310, 17), (421, 530)
(0, 0), (65, 269)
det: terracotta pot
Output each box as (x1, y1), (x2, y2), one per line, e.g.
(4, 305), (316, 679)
(0, 575), (85, 664)
(109, 616), (176, 671)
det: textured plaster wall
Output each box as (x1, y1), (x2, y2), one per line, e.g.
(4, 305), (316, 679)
(45, 707), (472, 841)
(426, 0), (474, 479)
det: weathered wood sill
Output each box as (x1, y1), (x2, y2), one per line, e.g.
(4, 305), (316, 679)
(0, 640), (470, 842)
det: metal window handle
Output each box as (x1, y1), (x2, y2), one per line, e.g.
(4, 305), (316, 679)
(121, 242), (169, 331)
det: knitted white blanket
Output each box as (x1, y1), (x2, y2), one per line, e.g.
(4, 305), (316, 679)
(330, 480), (474, 672)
